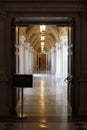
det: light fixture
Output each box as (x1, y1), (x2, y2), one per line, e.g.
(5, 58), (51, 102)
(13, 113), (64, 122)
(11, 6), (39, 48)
(41, 35), (45, 41)
(40, 25), (46, 52)
(41, 45), (44, 52)
(40, 25), (46, 32)
(41, 42), (44, 46)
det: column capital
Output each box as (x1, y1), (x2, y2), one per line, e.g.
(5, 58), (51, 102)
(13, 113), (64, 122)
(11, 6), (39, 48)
(19, 35), (26, 45)
(15, 44), (20, 49)
(24, 42), (30, 50)
(56, 43), (63, 50)
(15, 50), (19, 56)
(53, 45), (58, 52)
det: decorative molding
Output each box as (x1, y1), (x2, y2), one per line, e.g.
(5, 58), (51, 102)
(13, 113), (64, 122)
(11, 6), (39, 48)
(0, 0), (86, 3)
(0, 1), (86, 13)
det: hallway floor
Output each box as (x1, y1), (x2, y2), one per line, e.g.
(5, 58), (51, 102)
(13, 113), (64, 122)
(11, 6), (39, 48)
(0, 71), (87, 130)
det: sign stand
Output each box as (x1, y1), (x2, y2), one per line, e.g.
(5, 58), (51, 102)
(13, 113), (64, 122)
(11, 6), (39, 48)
(13, 74), (33, 119)
(18, 87), (28, 118)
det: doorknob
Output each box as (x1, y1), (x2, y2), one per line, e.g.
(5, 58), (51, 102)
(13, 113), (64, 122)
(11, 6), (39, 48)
(64, 75), (72, 83)
(64, 77), (69, 83)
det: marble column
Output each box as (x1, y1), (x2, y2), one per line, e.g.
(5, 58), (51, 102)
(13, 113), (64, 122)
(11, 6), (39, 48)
(50, 48), (54, 74)
(53, 46), (57, 75)
(56, 44), (63, 80)
(55, 44), (58, 78)
(24, 43), (30, 74)
(31, 48), (34, 72)
(46, 53), (48, 70)
(19, 35), (26, 74)
(29, 46), (34, 74)
(47, 52), (50, 71)
(62, 36), (68, 81)
(34, 51), (37, 71)
(15, 44), (20, 74)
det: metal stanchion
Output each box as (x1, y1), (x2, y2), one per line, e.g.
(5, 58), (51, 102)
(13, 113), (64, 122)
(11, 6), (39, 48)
(18, 87), (28, 118)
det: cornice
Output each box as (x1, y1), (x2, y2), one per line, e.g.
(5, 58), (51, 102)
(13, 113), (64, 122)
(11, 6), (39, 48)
(0, 0), (86, 14)
(0, 0), (86, 2)
(0, 0), (86, 4)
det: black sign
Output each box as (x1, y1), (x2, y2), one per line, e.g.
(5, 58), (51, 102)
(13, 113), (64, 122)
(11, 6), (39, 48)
(13, 74), (33, 87)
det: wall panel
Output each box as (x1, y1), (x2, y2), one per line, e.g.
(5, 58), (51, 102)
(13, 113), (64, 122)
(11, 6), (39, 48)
(81, 15), (87, 74)
(0, 15), (13, 116)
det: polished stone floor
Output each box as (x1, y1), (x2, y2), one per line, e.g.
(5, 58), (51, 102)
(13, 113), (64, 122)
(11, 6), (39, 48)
(18, 71), (68, 117)
(0, 71), (87, 130)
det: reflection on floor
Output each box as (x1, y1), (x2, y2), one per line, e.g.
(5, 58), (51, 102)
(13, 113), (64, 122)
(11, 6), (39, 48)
(0, 71), (87, 130)
(17, 71), (67, 117)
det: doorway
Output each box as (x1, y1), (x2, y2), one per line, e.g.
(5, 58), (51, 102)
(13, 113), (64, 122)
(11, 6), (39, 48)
(13, 17), (74, 118)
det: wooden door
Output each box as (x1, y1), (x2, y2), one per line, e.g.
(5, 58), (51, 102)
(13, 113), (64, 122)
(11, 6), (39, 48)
(67, 19), (75, 116)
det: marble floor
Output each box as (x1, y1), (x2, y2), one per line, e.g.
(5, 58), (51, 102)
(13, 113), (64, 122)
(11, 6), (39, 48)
(0, 71), (87, 130)
(17, 71), (68, 117)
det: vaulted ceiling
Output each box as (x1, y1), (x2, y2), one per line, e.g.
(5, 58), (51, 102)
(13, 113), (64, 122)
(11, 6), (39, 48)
(18, 25), (68, 53)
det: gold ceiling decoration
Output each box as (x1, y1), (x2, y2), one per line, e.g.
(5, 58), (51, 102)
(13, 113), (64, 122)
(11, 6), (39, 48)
(19, 27), (27, 37)
(18, 25), (68, 52)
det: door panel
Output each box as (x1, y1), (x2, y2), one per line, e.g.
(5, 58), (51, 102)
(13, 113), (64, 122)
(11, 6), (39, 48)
(67, 19), (74, 116)
(11, 17), (17, 114)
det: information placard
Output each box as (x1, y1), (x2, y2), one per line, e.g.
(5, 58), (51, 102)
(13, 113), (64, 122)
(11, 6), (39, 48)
(13, 74), (33, 87)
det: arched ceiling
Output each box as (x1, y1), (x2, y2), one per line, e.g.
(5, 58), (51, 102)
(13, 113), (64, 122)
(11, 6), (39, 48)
(18, 25), (68, 53)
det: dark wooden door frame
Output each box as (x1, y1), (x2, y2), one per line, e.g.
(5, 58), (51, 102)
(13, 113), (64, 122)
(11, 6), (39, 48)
(7, 11), (81, 117)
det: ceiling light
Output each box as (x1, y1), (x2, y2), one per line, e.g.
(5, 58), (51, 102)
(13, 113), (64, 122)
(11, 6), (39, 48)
(40, 25), (46, 32)
(41, 42), (44, 46)
(41, 36), (45, 40)
(41, 45), (44, 50)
